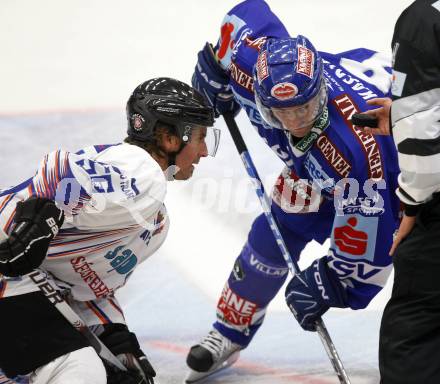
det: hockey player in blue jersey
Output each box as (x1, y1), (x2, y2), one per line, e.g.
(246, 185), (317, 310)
(185, 0), (401, 381)
(0, 78), (219, 384)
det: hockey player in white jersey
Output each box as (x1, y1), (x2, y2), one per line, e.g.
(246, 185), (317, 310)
(0, 77), (218, 384)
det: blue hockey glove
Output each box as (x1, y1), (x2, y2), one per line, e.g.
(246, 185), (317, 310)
(192, 42), (241, 118)
(285, 258), (347, 331)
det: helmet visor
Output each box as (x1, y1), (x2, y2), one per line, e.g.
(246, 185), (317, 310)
(205, 127), (221, 157)
(256, 79), (328, 132)
(184, 125), (221, 157)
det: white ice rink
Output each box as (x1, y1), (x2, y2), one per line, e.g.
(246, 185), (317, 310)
(0, 1), (414, 383)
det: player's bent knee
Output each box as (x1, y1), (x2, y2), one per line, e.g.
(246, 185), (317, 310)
(30, 347), (106, 384)
(240, 241), (289, 279)
(64, 347), (107, 384)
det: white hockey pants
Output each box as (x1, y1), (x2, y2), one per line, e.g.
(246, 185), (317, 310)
(29, 347), (106, 384)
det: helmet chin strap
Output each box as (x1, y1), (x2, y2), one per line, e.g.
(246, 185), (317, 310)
(165, 141), (186, 180)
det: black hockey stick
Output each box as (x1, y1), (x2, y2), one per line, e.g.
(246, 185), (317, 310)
(27, 269), (127, 372)
(223, 112), (351, 384)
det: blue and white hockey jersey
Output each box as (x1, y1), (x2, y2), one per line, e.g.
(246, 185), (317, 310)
(214, 0), (401, 314)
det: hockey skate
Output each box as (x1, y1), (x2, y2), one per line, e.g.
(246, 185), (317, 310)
(185, 329), (242, 383)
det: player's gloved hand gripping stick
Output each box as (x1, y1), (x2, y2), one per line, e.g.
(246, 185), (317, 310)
(98, 323), (156, 384)
(223, 112), (351, 384)
(26, 269), (128, 373)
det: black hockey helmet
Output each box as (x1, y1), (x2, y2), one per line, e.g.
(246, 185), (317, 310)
(127, 77), (215, 144)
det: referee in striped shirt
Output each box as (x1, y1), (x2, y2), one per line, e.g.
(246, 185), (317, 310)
(354, 1), (440, 382)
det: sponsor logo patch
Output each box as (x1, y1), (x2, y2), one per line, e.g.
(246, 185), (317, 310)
(313, 107), (330, 130)
(331, 213), (379, 262)
(216, 15), (248, 68)
(334, 217), (368, 256)
(104, 246), (138, 275)
(256, 51), (269, 82)
(337, 196), (385, 216)
(333, 94), (383, 180)
(270, 82), (298, 100)
(327, 251), (390, 286)
(249, 253), (288, 277)
(218, 22), (236, 60)
(297, 45), (314, 79)
(304, 154), (336, 195)
(232, 259), (246, 281)
(245, 36), (267, 51)
(71, 256), (113, 298)
(295, 131), (319, 153)
(217, 285), (258, 326)
(28, 270), (64, 305)
(316, 134), (352, 178)
(132, 114), (144, 131)
(229, 60), (254, 93)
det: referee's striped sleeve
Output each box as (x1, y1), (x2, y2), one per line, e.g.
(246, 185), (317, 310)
(391, 88), (440, 206)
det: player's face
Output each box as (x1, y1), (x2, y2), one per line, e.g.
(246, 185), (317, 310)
(272, 105), (315, 137)
(174, 127), (209, 180)
(271, 81), (328, 138)
(272, 94), (323, 137)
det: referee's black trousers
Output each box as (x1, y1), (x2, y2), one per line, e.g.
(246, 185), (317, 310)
(380, 201), (440, 384)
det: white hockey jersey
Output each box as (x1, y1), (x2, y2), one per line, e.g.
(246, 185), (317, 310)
(0, 143), (169, 325)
